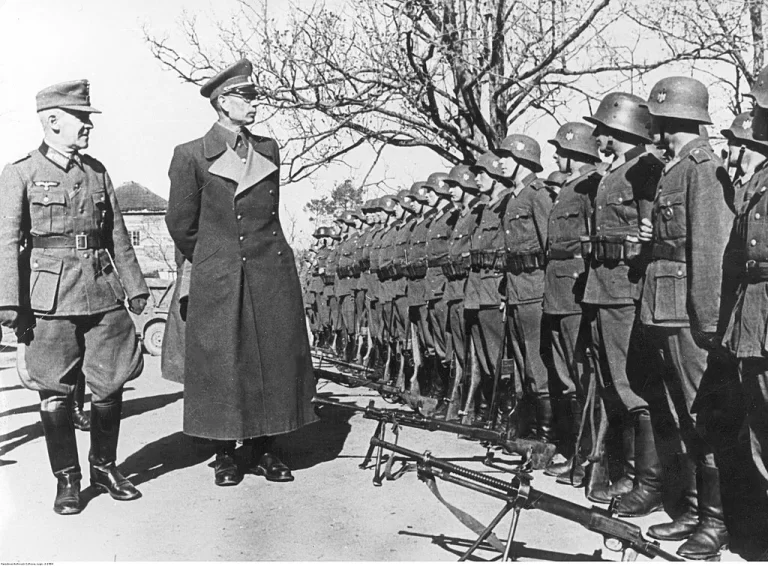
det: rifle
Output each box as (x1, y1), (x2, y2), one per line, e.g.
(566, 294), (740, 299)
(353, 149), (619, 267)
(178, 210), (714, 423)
(313, 398), (556, 475)
(370, 437), (683, 563)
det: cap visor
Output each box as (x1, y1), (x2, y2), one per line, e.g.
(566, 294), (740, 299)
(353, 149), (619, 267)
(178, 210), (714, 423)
(59, 104), (101, 114)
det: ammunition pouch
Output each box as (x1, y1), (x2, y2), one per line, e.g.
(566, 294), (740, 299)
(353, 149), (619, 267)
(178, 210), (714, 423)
(322, 274), (335, 285)
(427, 257), (447, 268)
(591, 235), (625, 263)
(441, 255), (470, 280)
(651, 242), (686, 262)
(547, 247), (580, 261)
(359, 258), (370, 272)
(505, 250), (545, 275)
(470, 249), (502, 271)
(406, 259), (428, 279)
(745, 260), (768, 282)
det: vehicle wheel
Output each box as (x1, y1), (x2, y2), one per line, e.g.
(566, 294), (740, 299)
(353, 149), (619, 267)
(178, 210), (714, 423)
(143, 321), (165, 356)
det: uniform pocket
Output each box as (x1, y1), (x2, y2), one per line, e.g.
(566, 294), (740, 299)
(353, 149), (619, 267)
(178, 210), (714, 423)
(29, 189), (67, 234)
(29, 255), (63, 312)
(97, 250), (126, 302)
(653, 268), (687, 321)
(91, 190), (107, 227)
(657, 191), (686, 241)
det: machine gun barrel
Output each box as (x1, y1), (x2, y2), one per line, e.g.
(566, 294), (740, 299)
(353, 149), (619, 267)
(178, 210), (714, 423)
(370, 437), (683, 562)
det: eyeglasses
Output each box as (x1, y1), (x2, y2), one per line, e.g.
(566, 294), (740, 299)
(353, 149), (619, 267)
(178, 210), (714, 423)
(227, 92), (259, 102)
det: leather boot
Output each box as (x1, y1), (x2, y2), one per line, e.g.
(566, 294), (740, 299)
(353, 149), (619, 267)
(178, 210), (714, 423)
(40, 407), (82, 515)
(89, 395), (141, 500)
(647, 454), (699, 541)
(545, 395), (581, 477)
(588, 413), (635, 502)
(585, 455), (612, 503)
(556, 453), (586, 487)
(530, 394), (555, 443)
(71, 373), (90, 431)
(616, 411), (663, 517)
(213, 441), (242, 486)
(676, 464), (729, 559)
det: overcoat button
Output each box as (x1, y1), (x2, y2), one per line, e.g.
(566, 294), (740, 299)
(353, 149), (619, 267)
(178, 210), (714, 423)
(278, 251), (283, 256)
(239, 236), (244, 241)
(272, 231), (277, 236)
(756, 213), (761, 219)
(751, 239), (758, 246)
(242, 257), (247, 262)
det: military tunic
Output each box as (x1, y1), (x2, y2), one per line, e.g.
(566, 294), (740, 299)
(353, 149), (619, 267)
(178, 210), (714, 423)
(336, 232), (359, 334)
(0, 144), (147, 399)
(503, 174), (553, 395)
(640, 137), (733, 456)
(582, 147), (663, 413)
(543, 166), (598, 397)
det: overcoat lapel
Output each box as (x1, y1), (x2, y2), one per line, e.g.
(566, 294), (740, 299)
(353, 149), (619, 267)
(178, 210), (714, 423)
(208, 146), (243, 185)
(235, 147), (278, 197)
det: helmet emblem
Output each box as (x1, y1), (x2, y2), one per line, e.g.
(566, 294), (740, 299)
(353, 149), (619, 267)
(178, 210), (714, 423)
(743, 119), (753, 130)
(656, 89), (667, 103)
(438, 180), (444, 187)
(492, 160), (499, 167)
(565, 131), (574, 141)
(463, 173), (470, 181)
(515, 142), (525, 151)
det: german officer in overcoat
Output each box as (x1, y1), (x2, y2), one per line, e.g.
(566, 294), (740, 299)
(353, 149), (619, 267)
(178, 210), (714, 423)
(165, 59), (316, 487)
(0, 80), (149, 514)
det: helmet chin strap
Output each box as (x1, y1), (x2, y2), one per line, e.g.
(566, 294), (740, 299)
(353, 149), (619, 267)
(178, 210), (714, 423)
(566, 156), (572, 174)
(511, 162), (520, 184)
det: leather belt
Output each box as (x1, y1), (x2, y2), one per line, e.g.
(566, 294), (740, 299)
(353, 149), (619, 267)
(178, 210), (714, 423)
(745, 260), (768, 282)
(32, 233), (104, 250)
(651, 243), (685, 262)
(547, 248), (580, 260)
(427, 257), (447, 268)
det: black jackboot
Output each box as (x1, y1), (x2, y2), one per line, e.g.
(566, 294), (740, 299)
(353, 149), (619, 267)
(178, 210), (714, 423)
(585, 455), (612, 503)
(647, 454), (699, 541)
(71, 373), (90, 431)
(545, 395), (581, 477)
(89, 395), (141, 500)
(530, 394), (555, 443)
(676, 464), (729, 560)
(588, 413), (635, 502)
(40, 407), (82, 515)
(616, 411), (663, 517)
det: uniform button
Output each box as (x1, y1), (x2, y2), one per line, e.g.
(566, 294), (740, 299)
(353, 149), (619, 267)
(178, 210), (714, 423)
(761, 187), (767, 194)
(269, 190), (274, 195)
(572, 272), (578, 277)
(751, 239), (757, 246)
(83, 253), (89, 258)
(677, 270), (683, 276)
(239, 236), (244, 241)
(241, 158), (247, 164)
(666, 200), (671, 205)
(237, 214), (243, 220)
(272, 231), (277, 236)
(271, 211), (276, 216)
(278, 251), (283, 256)
(33, 261), (39, 268)
(597, 226), (601, 231)
(43, 196), (49, 203)
(506, 230), (510, 234)
(756, 213), (762, 219)
(597, 205), (602, 210)
(44, 186), (49, 192)
(242, 257), (247, 262)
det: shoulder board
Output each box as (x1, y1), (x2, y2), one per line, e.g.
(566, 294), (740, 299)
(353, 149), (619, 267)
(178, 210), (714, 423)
(11, 152), (32, 165)
(689, 147), (713, 164)
(81, 153), (106, 172)
(529, 179), (546, 191)
(595, 162), (610, 176)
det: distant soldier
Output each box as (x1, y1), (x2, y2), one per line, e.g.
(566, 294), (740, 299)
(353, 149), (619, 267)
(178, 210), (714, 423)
(722, 112), (765, 211)
(307, 226), (335, 346)
(496, 134), (554, 441)
(335, 210), (361, 360)
(542, 123), (602, 487)
(166, 59), (316, 486)
(0, 80), (148, 513)
(579, 93), (665, 517)
(639, 77), (733, 560)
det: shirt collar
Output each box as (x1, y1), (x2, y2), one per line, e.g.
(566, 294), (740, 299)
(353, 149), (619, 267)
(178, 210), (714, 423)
(39, 142), (82, 171)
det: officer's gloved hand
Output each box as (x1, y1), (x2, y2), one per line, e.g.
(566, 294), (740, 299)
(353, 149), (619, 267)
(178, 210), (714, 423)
(638, 218), (653, 242)
(128, 295), (148, 315)
(0, 307), (19, 329)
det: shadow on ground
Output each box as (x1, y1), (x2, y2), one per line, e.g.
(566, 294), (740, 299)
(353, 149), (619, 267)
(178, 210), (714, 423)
(0, 390), (183, 465)
(398, 530), (606, 561)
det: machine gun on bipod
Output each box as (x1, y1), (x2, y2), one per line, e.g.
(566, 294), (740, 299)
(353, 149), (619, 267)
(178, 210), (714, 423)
(370, 437), (683, 562)
(313, 398), (556, 484)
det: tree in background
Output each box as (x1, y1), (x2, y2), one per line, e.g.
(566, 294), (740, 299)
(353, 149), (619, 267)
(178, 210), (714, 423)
(303, 179), (365, 228)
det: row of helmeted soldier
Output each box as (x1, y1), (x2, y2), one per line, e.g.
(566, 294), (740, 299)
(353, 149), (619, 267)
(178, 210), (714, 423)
(302, 72), (768, 560)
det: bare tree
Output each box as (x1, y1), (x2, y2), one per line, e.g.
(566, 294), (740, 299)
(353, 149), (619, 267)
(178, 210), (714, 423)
(626, 0), (767, 115)
(145, 0), (757, 184)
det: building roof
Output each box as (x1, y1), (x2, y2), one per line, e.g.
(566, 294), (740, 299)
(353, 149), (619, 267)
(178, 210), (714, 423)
(115, 182), (167, 213)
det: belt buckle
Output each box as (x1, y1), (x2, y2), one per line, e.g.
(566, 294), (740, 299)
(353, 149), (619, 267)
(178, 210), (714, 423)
(75, 234), (88, 251)
(746, 260), (757, 272)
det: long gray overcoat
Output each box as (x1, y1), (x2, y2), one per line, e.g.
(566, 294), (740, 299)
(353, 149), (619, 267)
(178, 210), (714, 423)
(165, 123), (316, 440)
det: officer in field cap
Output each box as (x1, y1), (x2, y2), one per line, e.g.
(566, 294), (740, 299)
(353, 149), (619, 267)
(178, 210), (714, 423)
(0, 80), (149, 514)
(166, 58), (316, 487)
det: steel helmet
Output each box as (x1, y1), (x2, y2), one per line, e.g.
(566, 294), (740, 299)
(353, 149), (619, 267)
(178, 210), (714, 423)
(360, 198), (380, 213)
(747, 64), (768, 108)
(313, 226), (334, 238)
(379, 195), (400, 213)
(406, 181), (428, 203)
(720, 112), (761, 146)
(499, 134), (544, 172)
(544, 171), (569, 188)
(446, 164), (480, 192)
(473, 151), (506, 178)
(642, 76), (711, 124)
(423, 172), (452, 197)
(584, 92), (651, 142)
(548, 122), (601, 161)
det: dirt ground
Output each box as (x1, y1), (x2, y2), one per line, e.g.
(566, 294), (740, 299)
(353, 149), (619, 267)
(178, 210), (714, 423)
(0, 348), (752, 562)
